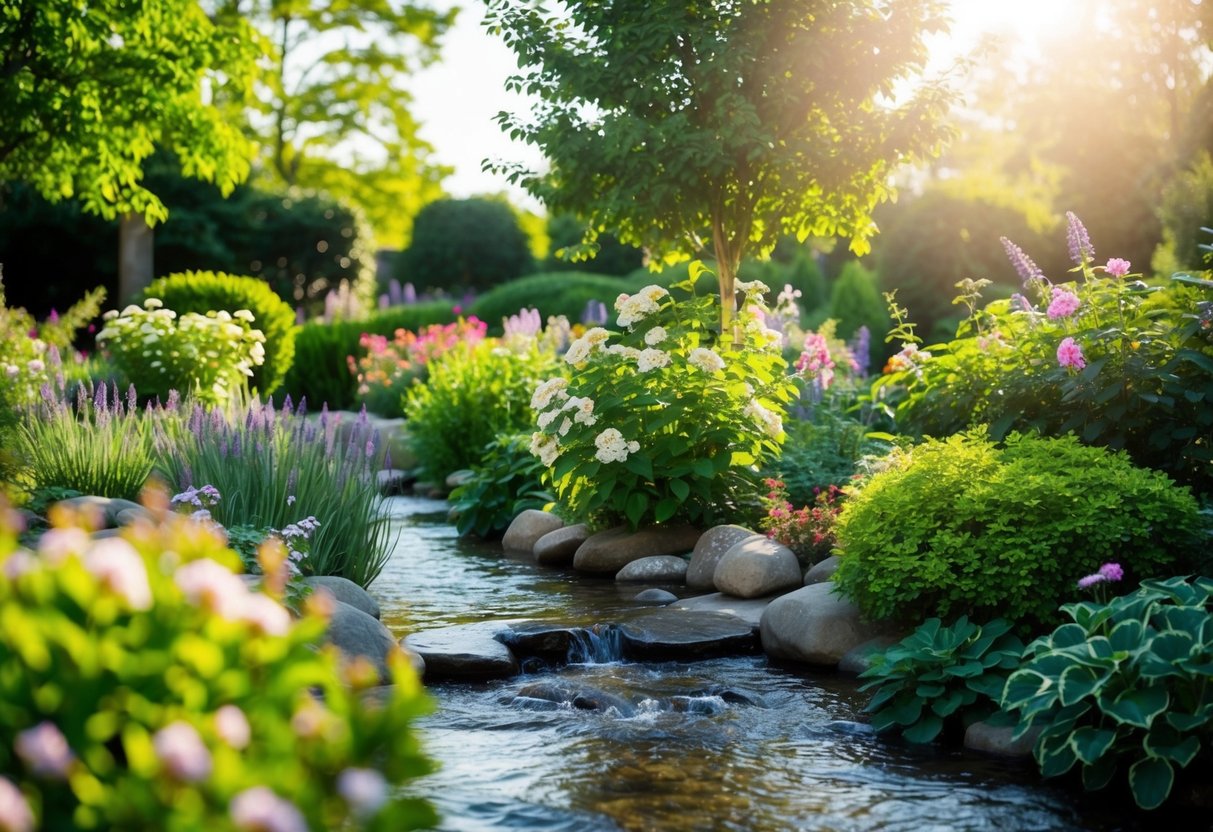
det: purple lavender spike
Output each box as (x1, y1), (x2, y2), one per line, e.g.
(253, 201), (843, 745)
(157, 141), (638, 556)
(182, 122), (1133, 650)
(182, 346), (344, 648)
(1065, 211), (1095, 266)
(296, 396), (307, 418)
(379, 294), (389, 310)
(94, 381), (108, 412)
(1001, 237), (1045, 287)
(231, 431), (242, 457)
(850, 326), (871, 377)
(127, 385), (138, 411)
(282, 394), (294, 417)
(404, 282), (417, 305)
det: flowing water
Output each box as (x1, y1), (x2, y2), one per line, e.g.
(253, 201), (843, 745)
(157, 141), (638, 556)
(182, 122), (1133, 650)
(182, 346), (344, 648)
(373, 497), (1157, 832)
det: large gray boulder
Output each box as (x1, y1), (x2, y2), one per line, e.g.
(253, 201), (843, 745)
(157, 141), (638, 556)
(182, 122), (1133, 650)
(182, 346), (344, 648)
(804, 555), (840, 586)
(572, 525), (702, 575)
(685, 525), (762, 590)
(503, 510), (565, 554)
(325, 601), (399, 684)
(619, 609), (757, 660)
(304, 576), (381, 620)
(713, 537), (802, 599)
(964, 720), (1042, 759)
(403, 622), (519, 681)
(615, 555), (688, 583)
(533, 524), (591, 566)
(760, 582), (895, 667)
(670, 593), (775, 631)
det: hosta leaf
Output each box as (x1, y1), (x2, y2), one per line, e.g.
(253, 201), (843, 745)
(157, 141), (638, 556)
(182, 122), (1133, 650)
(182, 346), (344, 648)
(948, 661), (985, 679)
(1165, 710), (1213, 733)
(1108, 619), (1145, 654)
(863, 685), (902, 713)
(915, 683), (946, 698)
(1100, 685), (1168, 728)
(1002, 670), (1052, 710)
(1080, 753), (1118, 792)
(1144, 727), (1201, 767)
(1050, 623), (1089, 650)
(1069, 726), (1116, 765)
(1058, 664), (1102, 706)
(902, 714), (944, 744)
(1128, 757), (1174, 810)
(932, 689), (964, 717)
(1039, 739), (1079, 778)
(967, 673), (1008, 700)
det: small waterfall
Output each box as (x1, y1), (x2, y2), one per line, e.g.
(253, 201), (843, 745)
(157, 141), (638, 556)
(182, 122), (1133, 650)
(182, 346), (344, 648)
(565, 624), (624, 664)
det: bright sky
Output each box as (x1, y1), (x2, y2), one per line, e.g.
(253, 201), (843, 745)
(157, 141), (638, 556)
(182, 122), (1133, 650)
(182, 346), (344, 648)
(407, 1), (1079, 210)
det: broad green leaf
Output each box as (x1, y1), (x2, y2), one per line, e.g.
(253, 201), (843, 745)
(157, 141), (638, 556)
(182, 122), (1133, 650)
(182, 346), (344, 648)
(1100, 685), (1168, 728)
(1068, 726), (1115, 765)
(1058, 664), (1102, 706)
(902, 714), (944, 744)
(1128, 757), (1174, 810)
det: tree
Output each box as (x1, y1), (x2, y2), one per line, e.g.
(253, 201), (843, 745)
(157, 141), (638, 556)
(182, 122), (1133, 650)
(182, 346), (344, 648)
(397, 198), (534, 293)
(217, 0), (457, 248)
(485, 0), (955, 333)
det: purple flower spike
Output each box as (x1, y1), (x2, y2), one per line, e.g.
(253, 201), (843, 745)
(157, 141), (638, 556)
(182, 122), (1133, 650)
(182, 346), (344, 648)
(1001, 237), (1045, 287)
(1098, 562), (1124, 582)
(1065, 211), (1095, 266)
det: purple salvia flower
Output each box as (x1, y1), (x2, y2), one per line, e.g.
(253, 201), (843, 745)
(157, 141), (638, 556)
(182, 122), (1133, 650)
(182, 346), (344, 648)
(1065, 211), (1095, 266)
(94, 381), (108, 413)
(389, 278), (403, 305)
(365, 438), (375, 459)
(850, 326), (871, 377)
(404, 282), (417, 304)
(296, 396), (307, 417)
(286, 466), (298, 495)
(127, 385), (138, 411)
(231, 431), (242, 457)
(166, 389), (180, 411)
(378, 294), (389, 310)
(281, 394), (293, 417)
(189, 404), (204, 437)
(1001, 237), (1045, 287)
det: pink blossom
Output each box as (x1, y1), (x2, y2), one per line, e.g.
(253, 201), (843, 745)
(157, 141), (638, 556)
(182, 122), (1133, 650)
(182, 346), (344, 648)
(1046, 288), (1081, 320)
(239, 594), (292, 636)
(154, 722), (212, 782)
(230, 787), (308, 832)
(215, 705), (251, 749)
(1098, 562), (1124, 582)
(0, 776), (34, 832)
(3, 551), (37, 581)
(1105, 258), (1131, 277)
(1076, 573), (1106, 589)
(795, 333), (835, 388)
(337, 768), (389, 818)
(15, 722), (73, 779)
(83, 538), (152, 610)
(1057, 337), (1086, 370)
(36, 527), (91, 565)
(174, 558), (250, 619)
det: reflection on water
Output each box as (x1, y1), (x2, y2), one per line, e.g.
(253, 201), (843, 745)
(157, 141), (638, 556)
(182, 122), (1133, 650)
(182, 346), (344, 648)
(373, 497), (1150, 831)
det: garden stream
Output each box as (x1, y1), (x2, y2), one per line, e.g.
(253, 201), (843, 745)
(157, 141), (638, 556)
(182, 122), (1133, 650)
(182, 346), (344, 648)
(373, 496), (1154, 832)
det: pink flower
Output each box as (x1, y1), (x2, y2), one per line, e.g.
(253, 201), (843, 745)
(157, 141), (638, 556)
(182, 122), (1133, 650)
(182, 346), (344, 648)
(0, 776), (34, 832)
(1099, 562), (1124, 582)
(230, 787), (308, 832)
(174, 558), (249, 619)
(215, 705), (251, 749)
(1057, 337), (1086, 370)
(337, 768), (389, 818)
(1105, 258), (1131, 277)
(154, 721), (212, 782)
(239, 594), (292, 636)
(15, 722), (73, 779)
(1046, 288), (1081, 320)
(83, 538), (152, 610)
(36, 527), (91, 565)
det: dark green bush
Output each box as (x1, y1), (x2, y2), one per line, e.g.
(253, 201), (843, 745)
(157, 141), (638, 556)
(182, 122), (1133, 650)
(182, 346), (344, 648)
(279, 301), (456, 410)
(545, 214), (644, 275)
(834, 432), (1205, 629)
(398, 198), (534, 293)
(141, 271), (297, 396)
(468, 272), (631, 331)
(763, 411), (888, 507)
(448, 433), (555, 539)
(828, 261), (889, 342)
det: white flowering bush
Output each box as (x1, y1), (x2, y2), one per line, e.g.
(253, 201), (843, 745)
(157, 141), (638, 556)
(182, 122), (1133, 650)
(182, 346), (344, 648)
(530, 264), (796, 528)
(96, 299), (266, 405)
(0, 498), (435, 831)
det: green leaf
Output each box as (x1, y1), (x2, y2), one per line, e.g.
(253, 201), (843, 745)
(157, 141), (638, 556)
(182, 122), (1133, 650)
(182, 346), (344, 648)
(1108, 619), (1144, 653)
(931, 689), (965, 717)
(669, 478), (690, 501)
(654, 497), (679, 523)
(624, 454), (654, 480)
(625, 492), (648, 528)
(692, 458), (714, 478)
(1059, 664), (1102, 706)
(1128, 757), (1174, 810)
(884, 696), (924, 727)
(902, 714), (944, 743)
(1002, 670), (1051, 710)
(1068, 726), (1116, 765)
(1100, 685), (1169, 728)
(1081, 753), (1118, 792)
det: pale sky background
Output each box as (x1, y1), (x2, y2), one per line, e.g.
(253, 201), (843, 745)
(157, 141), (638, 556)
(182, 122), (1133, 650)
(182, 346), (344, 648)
(406, 1), (1073, 210)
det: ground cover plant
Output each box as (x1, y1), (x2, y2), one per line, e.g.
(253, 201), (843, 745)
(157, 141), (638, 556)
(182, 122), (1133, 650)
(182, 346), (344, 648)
(832, 431), (1204, 629)
(447, 432), (555, 539)
(0, 498), (435, 831)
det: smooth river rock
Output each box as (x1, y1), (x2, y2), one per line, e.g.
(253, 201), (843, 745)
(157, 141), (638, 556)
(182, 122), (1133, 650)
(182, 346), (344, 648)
(503, 510), (566, 554)
(573, 524), (702, 575)
(760, 582), (895, 667)
(403, 622), (520, 681)
(964, 720), (1043, 759)
(303, 575), (381, 620)
(533, 524), (591, 566)
(804, 555), (840, 586)
(713, 537), (802, 599)
(325, 601), (398, 684)
(670, 593), (775, 631)
(496, 621), (582, 664)
(685, 525), (763, 590)
(619, 609), (758, 660)
(511, 681), (636, 716)
(616, 555), (688, 583)
(633, 588), (679, 606)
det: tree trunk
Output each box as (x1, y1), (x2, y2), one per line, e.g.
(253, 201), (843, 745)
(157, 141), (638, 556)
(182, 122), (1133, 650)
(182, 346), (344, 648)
(118, 213), (154, 303)
(711, 215), (742, 343)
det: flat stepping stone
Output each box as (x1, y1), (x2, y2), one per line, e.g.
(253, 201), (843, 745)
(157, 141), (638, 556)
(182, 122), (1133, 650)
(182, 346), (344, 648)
(616, 555), (687, 583)
(326, 601), (397, 684)
(670, 592), (775, 631)
(496, 621), (582, 663)
(619, 609), (758, 660)
(403, 622), (519, 681)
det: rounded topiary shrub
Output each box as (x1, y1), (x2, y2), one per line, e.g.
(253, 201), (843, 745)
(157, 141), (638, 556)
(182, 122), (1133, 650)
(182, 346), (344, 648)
(833, 431), (1205, 629)
(141, 271), (296, 395)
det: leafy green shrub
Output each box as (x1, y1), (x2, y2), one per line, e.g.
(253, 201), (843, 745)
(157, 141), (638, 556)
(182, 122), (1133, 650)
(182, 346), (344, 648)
(1002, 576), (1213, 810)
(827, 261), (889, 342)
(398, 198), (534, 293)
(280, 301), (456, 411)
(1152, 152), (1213, 277)
(544, 214), (643, 275)
(758, 479), (843, 567)
(141, 271), (297, 396)
(154, 398), (394, 589)
(833, 431), (1205, 628)
(530, 266), (796, 529)
(18, 380), (155, 501)
(763, 409), (886, 508)
(860, 616), (1025, 743)
(0, 500), (435, 830)
(405, 337), (563, 484)
(469, 272), (629, 330)
(448, 433), (555, 539)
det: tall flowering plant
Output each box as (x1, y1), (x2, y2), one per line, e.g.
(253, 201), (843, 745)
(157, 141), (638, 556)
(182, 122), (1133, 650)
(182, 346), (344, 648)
(529, 263), (796, 529)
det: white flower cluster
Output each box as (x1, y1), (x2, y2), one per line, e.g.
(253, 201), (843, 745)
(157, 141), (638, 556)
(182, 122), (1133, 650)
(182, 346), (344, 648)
(735, 279), (770, 297)
(644, 326), (667, 346)
(743, 399), (783, 438)
(530, 376), (569, 410)
(636, 348), (670, 372)
(615, 285), (669, 327)
(594, 428), (640, 464)
(529, 431), (560, 466)
(687, 347), (725, 373)
(563, 395), (598, 427)
(564, 326), (611, 365)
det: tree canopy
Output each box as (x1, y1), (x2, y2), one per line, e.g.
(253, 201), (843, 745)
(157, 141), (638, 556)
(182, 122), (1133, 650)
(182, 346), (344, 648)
(485, 0), (956, 330)
(0, 0), (261, 224)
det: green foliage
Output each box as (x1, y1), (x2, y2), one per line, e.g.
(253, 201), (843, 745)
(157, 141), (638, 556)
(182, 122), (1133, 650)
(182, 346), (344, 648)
(448, 433), (555, 539)
(0, 0), (260, 223)
(486, 0), (954, 331)
(398, 198), (535, 293)
(154, 399), (395, 589)
(1002, 576), (1213, 811)
(405, 337), (563, 484)
(785, 253), (828, 314)
(545, 214), (644, 276)
(531, 267), (796, 530)
(833, 432), (1205, 628)
(861, 617), (1025, 743)
(878, 224), (1213, 494)
(469, 272), (636, 330)
(828, 261), (890, 342)
(18, 381), (155, 502)
(1152, 152), (1213, 276)
(762, 412), (885, 509)
(141, 271), (297, 396)
(279, 301), (456, 411)
(96, 298), (266, 407)
(0, 503), (435, 830)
